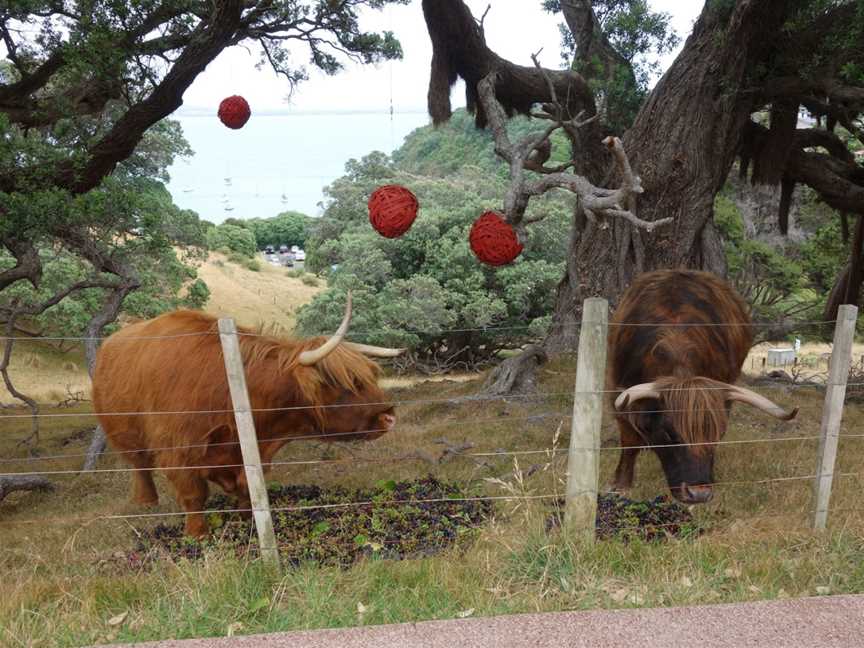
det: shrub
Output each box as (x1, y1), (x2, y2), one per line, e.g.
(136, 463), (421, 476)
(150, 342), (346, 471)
(206, 224), (256, 258)
(286, 268), (305, 278)
(182, 279), (211, 309)
(301, 274), (319, 287)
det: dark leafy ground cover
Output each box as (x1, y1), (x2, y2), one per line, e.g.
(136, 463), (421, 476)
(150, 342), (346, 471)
(130, 481), (699, 570)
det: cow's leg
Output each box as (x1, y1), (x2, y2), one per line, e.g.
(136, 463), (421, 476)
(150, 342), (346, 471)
(166, 470), (210, 537)
(129, 452), (159, 506)
(229, 469), (252, 520)
(609, 418), (642, 494)
(211, 467), (252, 520)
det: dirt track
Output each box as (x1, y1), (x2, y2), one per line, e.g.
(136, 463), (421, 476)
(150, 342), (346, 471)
(108, 594), (864, 648)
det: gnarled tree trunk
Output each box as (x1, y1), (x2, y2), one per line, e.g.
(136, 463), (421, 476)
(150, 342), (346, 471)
(546, 1), (793, 350)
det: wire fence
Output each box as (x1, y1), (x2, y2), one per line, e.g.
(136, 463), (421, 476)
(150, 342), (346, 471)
(0, 303), (862, 571)
(0, 316), (850, 342)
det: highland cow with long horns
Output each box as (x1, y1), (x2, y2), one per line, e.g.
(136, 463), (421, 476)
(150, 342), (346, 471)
(92, 294), (402, 536)
(609, 270), (798, 504)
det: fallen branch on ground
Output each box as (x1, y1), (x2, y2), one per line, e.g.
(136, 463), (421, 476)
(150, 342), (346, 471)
(0, 475), (54, 502)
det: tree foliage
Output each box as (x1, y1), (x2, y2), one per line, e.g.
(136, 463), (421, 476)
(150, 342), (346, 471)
(542, 0), (679, 131)
(0, 0), (408, 371)
(298, 113), (573, 370)
(245, 211), (312, 250)
(206, 223), (258, 258)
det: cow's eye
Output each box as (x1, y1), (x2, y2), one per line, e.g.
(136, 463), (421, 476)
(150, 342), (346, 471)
(661, 425), (682, 444)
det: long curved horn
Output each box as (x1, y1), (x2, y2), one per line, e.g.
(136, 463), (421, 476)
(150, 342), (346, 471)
(343, 342), (406, 358)
(726, 384), (799, 420)
(614, 382), (661, 410)
(298, 292), (353, 366)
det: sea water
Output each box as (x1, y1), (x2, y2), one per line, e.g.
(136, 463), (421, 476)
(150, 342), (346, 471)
(166, 110), (430, 223)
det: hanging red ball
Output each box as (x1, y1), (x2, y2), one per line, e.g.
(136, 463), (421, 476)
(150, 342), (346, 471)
(218, 95), (251, 129)
(469, 211), (524, 266)
(368, 185), (419, 238)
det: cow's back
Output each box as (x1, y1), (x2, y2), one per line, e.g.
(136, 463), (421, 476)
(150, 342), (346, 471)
(93, 311), (231, 455)
(609, 270), (752, 389)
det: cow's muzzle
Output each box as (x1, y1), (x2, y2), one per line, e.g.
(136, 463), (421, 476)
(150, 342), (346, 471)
(678, 482), (713, 504)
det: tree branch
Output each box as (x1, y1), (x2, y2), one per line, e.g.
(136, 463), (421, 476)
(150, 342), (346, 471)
(0, 239), (42, 291)
(476, 72), (668, 234)
(0, 475), (54, 503)
(59, 1), (245, 194)
(421, 0), (595, 127)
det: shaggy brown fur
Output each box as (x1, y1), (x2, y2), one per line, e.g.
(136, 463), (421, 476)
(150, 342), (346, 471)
(92, 310), (395, 536)
(608, 270), (753, 497)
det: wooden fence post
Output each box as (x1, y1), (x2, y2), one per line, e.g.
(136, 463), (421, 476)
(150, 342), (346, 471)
(812, 304), (859, 531)
(564, 298), (609, 542)
(218, 318), (281, 568)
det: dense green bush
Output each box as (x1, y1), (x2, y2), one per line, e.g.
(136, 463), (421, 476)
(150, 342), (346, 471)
(206, 224), (257, 258)
(298, 114), (572, 368)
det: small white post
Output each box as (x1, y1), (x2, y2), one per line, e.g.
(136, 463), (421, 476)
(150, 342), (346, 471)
(564, 298), (609, 542)
(812, 304), (859, 530)
(218, 318), (280, 568)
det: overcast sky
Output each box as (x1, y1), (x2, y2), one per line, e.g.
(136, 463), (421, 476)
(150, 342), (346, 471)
(180, 1), (705, 114)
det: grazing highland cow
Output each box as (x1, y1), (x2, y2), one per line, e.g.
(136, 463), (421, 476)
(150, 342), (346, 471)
(609, 270), (797, 504)
(92, 295), (402, 536)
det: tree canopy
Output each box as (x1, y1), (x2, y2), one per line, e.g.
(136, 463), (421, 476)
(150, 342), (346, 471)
(298, 111), (573, 370)
(420, 0), (864, 352)
(1, 0), (407, 295)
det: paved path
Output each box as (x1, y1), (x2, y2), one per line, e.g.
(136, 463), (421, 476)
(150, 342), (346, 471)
(111, 594), (863, 648)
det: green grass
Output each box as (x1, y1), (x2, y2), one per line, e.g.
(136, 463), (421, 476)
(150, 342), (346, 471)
(4, 530), (863, 647)
(2, 356), (864, 646)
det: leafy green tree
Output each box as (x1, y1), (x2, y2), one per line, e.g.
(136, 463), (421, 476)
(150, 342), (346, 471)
(1, 0), (409, 340)
(206, 224), (258, 258)
(246, 211), (312, 250)
(298, 125), (571, 369)
(541, 0), (678, 132)
(420, 0), (864, 370)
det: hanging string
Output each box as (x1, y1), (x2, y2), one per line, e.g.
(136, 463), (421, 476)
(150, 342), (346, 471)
(388, 4), (395, 153)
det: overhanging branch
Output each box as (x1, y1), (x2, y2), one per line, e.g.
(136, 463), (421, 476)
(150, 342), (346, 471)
(421, 0), (595, 127)
(476, 72), (669, 234)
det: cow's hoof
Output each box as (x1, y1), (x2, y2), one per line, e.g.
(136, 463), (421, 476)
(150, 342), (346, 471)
(604, 483), (631, 497)
(184, 525), (209, 539)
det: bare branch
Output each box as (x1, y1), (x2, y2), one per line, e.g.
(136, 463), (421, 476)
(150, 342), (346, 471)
(476, 72), (670, 234)
(478, 4), (491, 31)
(0, 310), (40, 450)
(0, 475), (54, 503)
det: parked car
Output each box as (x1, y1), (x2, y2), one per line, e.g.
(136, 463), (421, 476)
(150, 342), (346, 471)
(294, 249), (306, 261)
(279, 244), (289, 253)
(264, 245), (275, 254)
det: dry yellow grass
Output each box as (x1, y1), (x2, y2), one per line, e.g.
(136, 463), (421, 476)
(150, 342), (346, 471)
(0, 345), (91, 404)
(743, 341), (864, 381)
(1, 355), (863, 647)
(195, 252), (323, 331)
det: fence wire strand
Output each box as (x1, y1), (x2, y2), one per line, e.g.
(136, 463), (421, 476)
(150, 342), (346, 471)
(0, 318), (843, 343)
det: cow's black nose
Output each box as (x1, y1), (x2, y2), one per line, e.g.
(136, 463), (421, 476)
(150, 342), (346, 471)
(682, 483), (713, 504)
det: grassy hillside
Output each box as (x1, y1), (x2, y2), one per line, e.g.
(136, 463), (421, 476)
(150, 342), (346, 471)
(194, 252), (321, 332)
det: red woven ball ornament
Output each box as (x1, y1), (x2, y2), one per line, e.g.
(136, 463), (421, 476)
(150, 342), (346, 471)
(217, 95), (251, 129)
(368, 185), (419, 238)
(469, 211), (524, 266)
